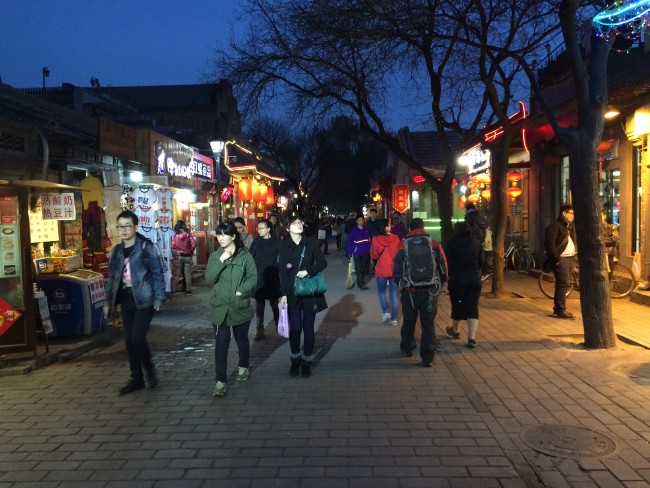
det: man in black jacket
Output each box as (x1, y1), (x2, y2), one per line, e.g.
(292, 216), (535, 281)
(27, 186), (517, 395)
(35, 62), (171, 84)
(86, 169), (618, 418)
(544, 204), (576, 319)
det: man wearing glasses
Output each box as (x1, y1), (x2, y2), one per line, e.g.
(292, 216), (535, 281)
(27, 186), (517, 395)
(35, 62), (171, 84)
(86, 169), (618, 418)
(544, 204), (576, 319)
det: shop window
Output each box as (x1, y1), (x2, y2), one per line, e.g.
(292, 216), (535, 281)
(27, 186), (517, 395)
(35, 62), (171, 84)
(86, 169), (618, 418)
(560, 157), (571, 204)
(598, 168), (620, 226)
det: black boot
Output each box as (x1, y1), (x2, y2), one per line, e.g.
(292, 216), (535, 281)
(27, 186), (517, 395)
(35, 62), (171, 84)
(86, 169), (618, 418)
(289, 358), (301, 377)
(301, 359), (312, 378)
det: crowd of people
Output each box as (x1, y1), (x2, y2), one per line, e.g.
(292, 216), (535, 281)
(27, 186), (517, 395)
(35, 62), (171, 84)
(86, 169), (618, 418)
(108, 203), (610, 396)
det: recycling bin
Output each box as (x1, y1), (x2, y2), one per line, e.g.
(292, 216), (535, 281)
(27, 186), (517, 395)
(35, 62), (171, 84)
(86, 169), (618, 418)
(35, 269), (106, 337)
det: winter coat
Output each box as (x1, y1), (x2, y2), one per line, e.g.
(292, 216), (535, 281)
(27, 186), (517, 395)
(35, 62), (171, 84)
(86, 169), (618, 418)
(171, 230), (195, 255)
(249, 236), (281, 299)
(370, 233), (401, 278)
(205, 246), (257, 326)
(390, 222), (407, 241)
(279, 236), (328, 313)
(544, 216), (576, 264)
(347, 226), (371, 256)
(106, 235), (166, 310)
(443, 233), (483, 282)
(239, 231), (254, 250)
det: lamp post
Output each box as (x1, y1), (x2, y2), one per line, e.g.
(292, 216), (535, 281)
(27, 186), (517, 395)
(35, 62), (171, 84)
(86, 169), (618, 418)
(210, 141), (225, 227)
(42, 67), (50, 90)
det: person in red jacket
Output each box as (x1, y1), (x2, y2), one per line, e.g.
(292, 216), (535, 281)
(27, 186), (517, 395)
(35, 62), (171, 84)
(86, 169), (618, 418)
(370, 220), (401, 326)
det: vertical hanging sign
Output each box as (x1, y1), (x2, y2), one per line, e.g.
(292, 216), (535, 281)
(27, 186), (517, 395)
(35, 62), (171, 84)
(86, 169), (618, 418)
(392, 185), (410, 213)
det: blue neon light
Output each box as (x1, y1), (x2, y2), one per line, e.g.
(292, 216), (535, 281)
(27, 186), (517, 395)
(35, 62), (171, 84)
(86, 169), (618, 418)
(593, 0), (650, 28)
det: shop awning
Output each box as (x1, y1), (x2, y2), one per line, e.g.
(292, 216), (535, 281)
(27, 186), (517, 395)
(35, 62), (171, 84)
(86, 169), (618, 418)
(0, 180), (90, 191)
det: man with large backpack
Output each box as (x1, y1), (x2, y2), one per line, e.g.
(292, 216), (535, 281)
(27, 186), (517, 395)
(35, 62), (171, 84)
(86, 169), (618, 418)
(393, 218), (448, 367)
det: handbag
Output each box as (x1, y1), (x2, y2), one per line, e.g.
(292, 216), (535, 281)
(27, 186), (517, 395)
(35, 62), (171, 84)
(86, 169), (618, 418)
(277, 303), (289, 338)
(293, 246), (327, 297)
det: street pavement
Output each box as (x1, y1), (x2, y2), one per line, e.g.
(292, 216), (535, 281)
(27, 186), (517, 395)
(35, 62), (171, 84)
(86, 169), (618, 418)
(1, 250), (650, 487)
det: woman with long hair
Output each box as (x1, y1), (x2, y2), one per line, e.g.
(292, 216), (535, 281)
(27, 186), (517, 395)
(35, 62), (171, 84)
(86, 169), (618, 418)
(278, 215), (328, 377)
(205, 221), (257, 396)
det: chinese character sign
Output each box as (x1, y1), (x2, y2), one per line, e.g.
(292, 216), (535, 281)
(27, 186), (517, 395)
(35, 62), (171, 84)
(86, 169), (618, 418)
(392, 185), (410, 213)
(29, 208), (60, 243)
(41, 193), (76, 221)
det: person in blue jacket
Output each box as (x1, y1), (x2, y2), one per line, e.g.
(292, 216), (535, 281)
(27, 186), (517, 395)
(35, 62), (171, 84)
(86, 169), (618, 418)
(104, 210), (166, 395)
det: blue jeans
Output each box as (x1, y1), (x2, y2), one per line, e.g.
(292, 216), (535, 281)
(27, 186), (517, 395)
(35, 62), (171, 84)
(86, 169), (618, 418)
(289, 299), (316, 360)
(213, 320), (251, 383)
(376, 277), (398, 320)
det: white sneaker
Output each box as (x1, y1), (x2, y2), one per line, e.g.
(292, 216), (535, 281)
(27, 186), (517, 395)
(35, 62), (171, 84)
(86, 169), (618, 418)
(382, 313), (391, 323)
(391, 320), (398, 327)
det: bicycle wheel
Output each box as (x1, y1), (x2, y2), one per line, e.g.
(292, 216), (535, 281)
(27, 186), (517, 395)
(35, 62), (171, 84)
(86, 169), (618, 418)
(538, 270), (574, 298)
(526, 252), (536, 271)
(538, 271), (556, 298)
(609, 262), (636, 298)
(512, 249), (528, 274)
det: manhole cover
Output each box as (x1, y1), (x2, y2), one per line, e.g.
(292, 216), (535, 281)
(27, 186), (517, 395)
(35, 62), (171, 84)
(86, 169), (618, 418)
(521, 424), (621, 460)
(154, 354), (208, 371)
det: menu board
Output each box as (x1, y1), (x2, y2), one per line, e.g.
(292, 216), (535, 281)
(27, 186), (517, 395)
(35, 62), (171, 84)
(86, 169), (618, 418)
(29, 208), (60, 243)
(0, 196), (20, 279)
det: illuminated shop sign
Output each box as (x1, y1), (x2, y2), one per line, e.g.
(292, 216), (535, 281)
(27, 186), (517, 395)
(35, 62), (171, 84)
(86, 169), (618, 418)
(154, 140), (214, 180)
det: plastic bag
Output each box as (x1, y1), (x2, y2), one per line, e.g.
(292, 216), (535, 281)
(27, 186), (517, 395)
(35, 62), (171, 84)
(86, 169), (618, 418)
(277, 303), (289, 339)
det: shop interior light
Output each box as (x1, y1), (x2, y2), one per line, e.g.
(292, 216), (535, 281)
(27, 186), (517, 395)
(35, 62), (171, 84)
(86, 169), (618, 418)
(605, 108), (621, 119)
(129, 171), (143, 183)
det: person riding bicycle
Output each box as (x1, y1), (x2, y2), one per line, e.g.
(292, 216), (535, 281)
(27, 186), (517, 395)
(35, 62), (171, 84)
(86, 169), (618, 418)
(544, 204), (576, 319)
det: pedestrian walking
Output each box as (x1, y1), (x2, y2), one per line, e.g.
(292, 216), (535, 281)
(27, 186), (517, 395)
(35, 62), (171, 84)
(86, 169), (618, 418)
(279, 215), (328, 378)
(317, 216), (331, 255)
(390, 212), (407, 241)
(171, 220), (196, 295)
(393, 218), (448, 367)
(544, 204), (577, 319)
(370, 219), (400, 326)
(104, 210), (166, 395)
(249, 219), (281, 341)
(464, 202), (487, 245)
(234, 217), (254, 249)
(443, 221), (483, 348)
(341, 212), (356, 259)
(269, 213), (284, 240)
(366, 208), (381, 239)
(205, 221), (258, 397)
(347, 215), (371, 290)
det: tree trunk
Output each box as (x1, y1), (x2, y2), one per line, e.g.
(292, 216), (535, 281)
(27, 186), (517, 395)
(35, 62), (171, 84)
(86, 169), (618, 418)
(567, 133), (616, 348)
(488, 130), (513, 297)
(436, 182), (454, 244)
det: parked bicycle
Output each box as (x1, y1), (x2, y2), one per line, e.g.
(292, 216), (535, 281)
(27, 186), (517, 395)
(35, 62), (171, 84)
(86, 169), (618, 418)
(482, 234), (536, 281)
(538, 259), (636, 299)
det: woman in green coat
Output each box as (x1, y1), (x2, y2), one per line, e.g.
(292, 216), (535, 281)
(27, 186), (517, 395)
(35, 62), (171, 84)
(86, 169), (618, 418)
(205, 221), (257, 397)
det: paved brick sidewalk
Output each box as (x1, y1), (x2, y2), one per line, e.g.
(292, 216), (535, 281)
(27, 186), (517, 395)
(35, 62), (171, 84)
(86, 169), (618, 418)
(1, 254), (649, 487)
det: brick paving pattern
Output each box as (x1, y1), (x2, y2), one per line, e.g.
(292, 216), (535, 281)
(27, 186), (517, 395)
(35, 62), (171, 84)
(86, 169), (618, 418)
(1, 253), (650, 487)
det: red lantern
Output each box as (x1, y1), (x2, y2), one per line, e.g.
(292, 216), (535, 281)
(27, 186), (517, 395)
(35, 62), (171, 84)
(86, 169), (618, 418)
(507, 187), (522, 199)
(413, 175), (425, 183)
(481, 189), (491, 200)
(475, 173), (490, 184)
(238, 178), (252, 201)
(253, 181), (268, 203)
(266, 186), (275, 206)
(467, 193), (481, 204)
(507, 171), (523, 184)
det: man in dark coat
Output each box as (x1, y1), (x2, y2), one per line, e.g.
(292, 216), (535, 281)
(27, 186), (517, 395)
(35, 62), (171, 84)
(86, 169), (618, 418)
(544, 204), (576, 319)
(249, 219), (281, 340)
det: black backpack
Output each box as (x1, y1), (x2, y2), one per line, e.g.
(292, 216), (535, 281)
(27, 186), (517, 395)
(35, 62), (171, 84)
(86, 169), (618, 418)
(399, 234), (444, 294)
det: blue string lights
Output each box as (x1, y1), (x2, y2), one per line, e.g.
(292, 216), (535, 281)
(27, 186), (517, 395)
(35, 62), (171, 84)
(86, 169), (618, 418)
(593, 0), (650, 46)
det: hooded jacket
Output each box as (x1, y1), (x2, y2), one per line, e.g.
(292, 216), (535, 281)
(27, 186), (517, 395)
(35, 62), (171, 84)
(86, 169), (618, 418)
(443, 232), (482, 281)
(370, 233), (400, 278)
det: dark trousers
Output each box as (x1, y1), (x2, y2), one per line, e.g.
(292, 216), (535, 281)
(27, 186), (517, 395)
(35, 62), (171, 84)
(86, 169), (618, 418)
(401, 289), (438, 364)
(553, 256), (573, 314)
(354, 254), (370, 288)
(288, 299), (316, 359)
(255, 298), (279, 328)
(213, 320), (251, 383)
(319, 238), (329, 255)
(448, 276), (482, 320)
(120, 292), (155, 382)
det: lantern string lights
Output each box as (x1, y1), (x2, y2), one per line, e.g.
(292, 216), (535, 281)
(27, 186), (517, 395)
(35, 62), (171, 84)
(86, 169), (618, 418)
(593, 0), (650, 51)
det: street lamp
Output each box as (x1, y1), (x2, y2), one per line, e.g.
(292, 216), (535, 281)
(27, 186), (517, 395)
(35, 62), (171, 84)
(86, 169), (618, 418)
(42, 67), (50, 90)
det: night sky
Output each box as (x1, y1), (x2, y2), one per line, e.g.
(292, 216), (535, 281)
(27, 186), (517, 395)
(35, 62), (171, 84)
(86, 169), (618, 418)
(0, 0), (241, 89)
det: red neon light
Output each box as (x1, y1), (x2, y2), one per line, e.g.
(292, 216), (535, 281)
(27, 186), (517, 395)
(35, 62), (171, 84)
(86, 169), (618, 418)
(484, 101), (528, 142)
(413, 175), (425, 183)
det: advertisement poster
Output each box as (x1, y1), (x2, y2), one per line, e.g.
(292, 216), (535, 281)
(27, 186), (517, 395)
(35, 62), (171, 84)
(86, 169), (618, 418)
(0, 196), (20, 279)
(29, 208), (60, 243)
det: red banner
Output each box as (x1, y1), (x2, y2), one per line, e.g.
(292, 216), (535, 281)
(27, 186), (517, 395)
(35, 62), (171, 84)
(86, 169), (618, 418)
(392, 185), (410, 213)
(0, 297), (22, 338)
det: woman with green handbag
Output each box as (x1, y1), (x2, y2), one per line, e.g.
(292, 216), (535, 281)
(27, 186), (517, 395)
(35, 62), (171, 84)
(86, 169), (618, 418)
(278, 215), (328, 378)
